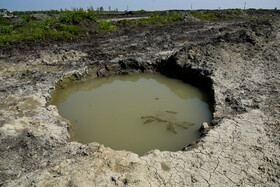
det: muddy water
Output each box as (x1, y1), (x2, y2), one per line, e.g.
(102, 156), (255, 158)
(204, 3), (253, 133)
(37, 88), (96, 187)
(52, 73), (212, 155)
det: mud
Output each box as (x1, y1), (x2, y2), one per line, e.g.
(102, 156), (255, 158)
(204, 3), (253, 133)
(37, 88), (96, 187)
(0, 16), (280, 186)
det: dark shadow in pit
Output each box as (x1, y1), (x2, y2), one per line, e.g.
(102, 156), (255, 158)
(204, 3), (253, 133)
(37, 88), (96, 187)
(156, 56), (215, 114)
(154, 56), (216, 152)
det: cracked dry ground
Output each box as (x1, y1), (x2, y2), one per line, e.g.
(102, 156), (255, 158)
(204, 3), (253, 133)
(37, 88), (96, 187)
(0, 20), (279, 186)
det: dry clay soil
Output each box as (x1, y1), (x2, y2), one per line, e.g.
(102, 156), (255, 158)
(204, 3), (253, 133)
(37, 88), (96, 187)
(0, 18), (279, 186)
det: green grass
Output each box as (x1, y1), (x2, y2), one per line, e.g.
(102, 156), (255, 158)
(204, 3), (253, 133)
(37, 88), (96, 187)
(0, 16), (12, 25)
(190, 11), (221, 21)
(0, 15), (81, 46)
(0, 25), (13, 34)
(0, 11), (185, 46)
(97, 21), (116, 32)
(189, 9), (246, 21)
(55, 23), (80, 35)
(0, 10), (99, 46)
(59, 10), (97, 24)
(132, 10), (148, 14)
(118, 13), (183, 27)
(0, 9), (278, 47)
(189, 9), (278, 21)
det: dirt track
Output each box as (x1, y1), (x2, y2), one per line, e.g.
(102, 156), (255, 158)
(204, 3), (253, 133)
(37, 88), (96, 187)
(0, 16), (279, 186)
(104, 16), (150, 22)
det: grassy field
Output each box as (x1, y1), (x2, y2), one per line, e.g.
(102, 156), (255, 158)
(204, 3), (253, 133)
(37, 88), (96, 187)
(0, 10), (186, 46)
(0, 9), (278, 47)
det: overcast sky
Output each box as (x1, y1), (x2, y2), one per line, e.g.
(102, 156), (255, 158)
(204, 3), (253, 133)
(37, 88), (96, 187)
(1, 0), (279, 11)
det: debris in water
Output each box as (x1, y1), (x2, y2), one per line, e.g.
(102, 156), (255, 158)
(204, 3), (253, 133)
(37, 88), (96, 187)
(165, 110), (177, 114)
(141, 115), (167, 124)
(167, 123), (177, 134)
(141, 111), (195, 133)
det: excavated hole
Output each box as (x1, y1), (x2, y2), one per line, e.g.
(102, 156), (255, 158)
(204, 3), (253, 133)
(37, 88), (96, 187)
(51, 64), (214, 156)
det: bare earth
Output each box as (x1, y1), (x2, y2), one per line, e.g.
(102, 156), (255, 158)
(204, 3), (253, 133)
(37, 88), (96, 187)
(0, 17), (279, 186)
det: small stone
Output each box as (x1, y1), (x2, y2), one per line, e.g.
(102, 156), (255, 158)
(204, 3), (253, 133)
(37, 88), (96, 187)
(52, 165), (59, 172)
(200, 122), (209, 132)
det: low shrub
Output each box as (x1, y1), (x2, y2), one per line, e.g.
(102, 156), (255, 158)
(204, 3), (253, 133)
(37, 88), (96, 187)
(166, 13), (183, 22)
(66, 25), (80, 35)
(130, 13), (183, 27)
(59, 14), (72, 24)
(55, 23), (80, 35)
(0, 17), (80, 46)
(59, 10), (97, 24)
(98, 21), (116, 32)
(0, 25), (13, 34)
(190, 11), (219, 21)
(87, 11), (97, 22)
(22, 14), (31, 23)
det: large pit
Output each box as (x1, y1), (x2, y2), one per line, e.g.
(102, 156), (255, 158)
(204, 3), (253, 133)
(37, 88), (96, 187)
(51, 73), (213, 155)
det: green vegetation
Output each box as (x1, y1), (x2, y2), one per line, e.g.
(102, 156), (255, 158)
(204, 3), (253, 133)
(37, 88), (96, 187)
(189, 9), (278, 21)
(0, 9), (278, 47)
(97, 21), (116, 32)
(0, 18), (78, 46)
(59, 10), (97, 24)
(117, 13), (183, 27)
(0, 10), (98, 46)
(55, 23), (80, 35)
(13, 10), (60, 16)
(134, 13), (183, 26)
(0, 10), (184, 46)
(0, 25), (13, 34)
(132, 10), (148, 14)
(190, 9), (244, 21)
(0, 16), (80, 46)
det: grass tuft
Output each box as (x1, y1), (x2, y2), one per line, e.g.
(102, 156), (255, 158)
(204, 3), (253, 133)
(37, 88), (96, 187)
(98, 21), (116, 32)
(59, 10), (97, 24)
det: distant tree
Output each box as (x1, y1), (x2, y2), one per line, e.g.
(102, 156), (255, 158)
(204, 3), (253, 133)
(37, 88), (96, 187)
(88, 5), (94, 12)
(115, 8), (118, 12)
(100, 6), (104, 11)
(109, 6), (111, 11)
